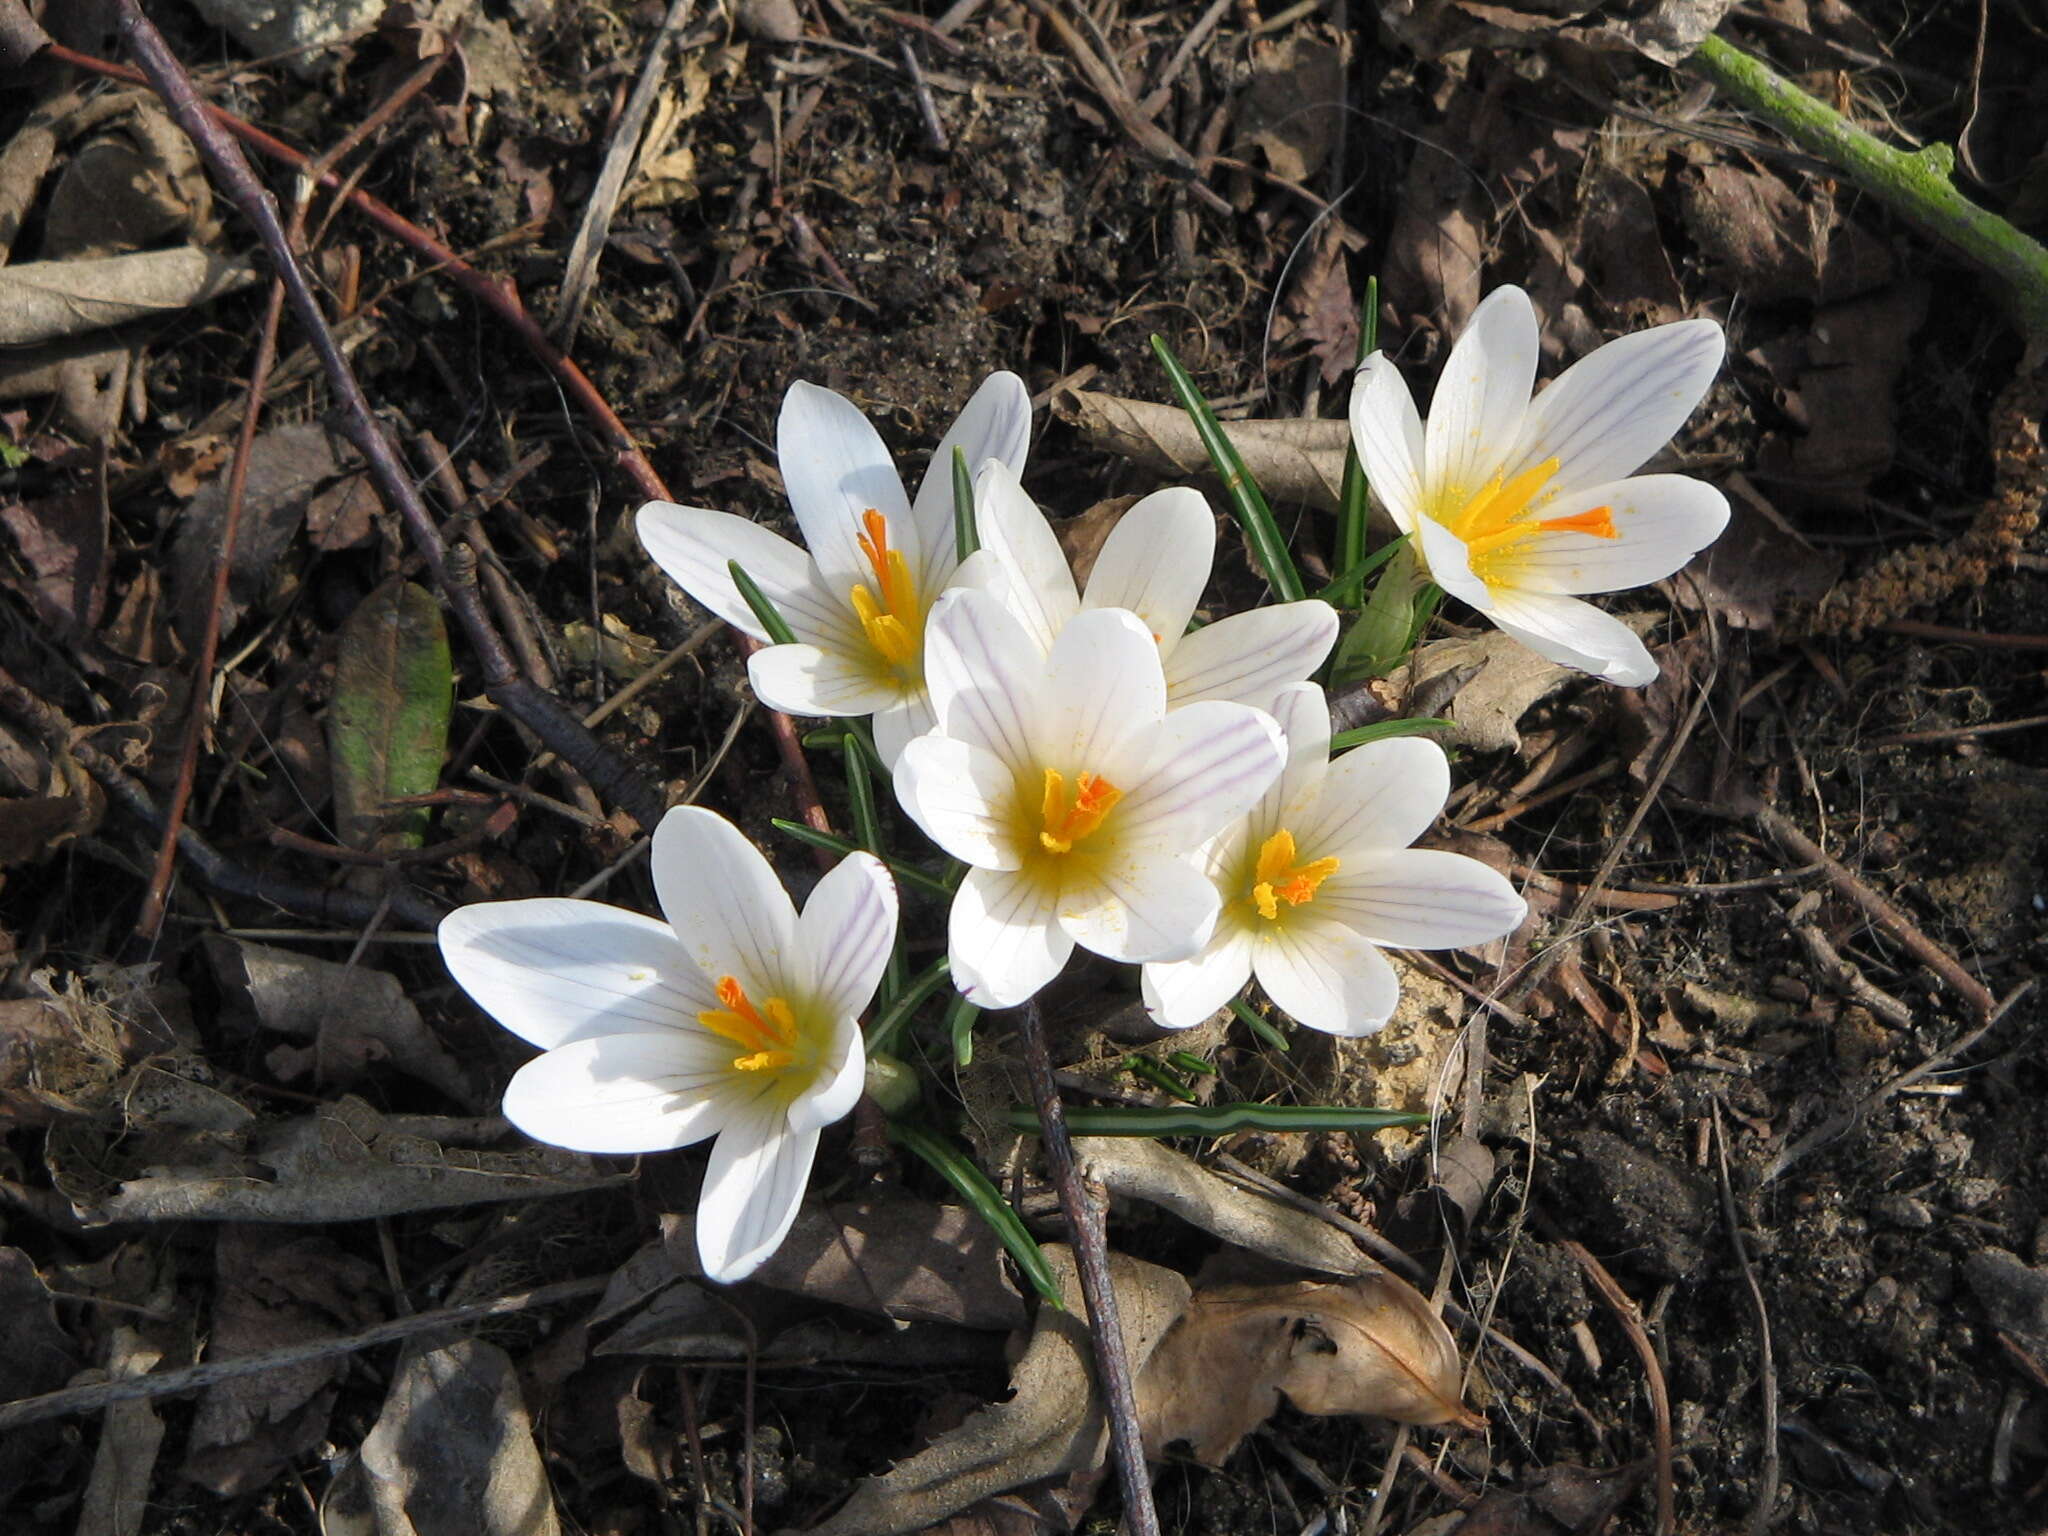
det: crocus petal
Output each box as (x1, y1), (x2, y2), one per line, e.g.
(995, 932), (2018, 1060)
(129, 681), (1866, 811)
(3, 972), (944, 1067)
(1349, 354), (1428, 532)
(972, 461), (1078, 654)
(1424, 285), (1538, 504)
(1413, 515), (1493, 613)
(1262, 681), (1332, 830)
(652, 805), (804, 996)
(1037, 607), (1165, 787)
(1060, 844), (1220, 964)
(788, 1017), (866, 1134)
(778, 381), (918, 595)
(910, 371), (1032, 599)
(1484, 587), (1659, 686)
(797, 851), (898, 1023)
(502, 1032), (740, 1153)
(950, 866), (1073, 1008)
(1296, 736), (1450, 857)
(696, 1100), (819, 1282)
(1080, 488), (1214, 654)
(1252, 920), (1400, 1037)
(894, 736), (1027, 870)
(1489, 476), (1732, 595)
(439, 899), (714, 1050)
(1161, 601), (1338, 711)
(1142, 928), (1255, 1030)
(1116, 700), (1284, 849)
(636, 503), (853, 649)
(1505, 318), (1724, 496)
(1317, 849), (1527, 949)
(871, 688), (936, 770)
(746, 643), (900, 720)
(921, 588), (1042, 775)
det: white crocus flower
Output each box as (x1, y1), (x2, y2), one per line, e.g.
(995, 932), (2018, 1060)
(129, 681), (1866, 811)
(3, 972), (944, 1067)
(1143, 683), (1526, 1036)
(1348, 285), (1728, 686)
(894, 590), (1286, 1009)
(636, 373), (1031, 765)
(971, 462), (1339, 713)
(438, 806), (896, 1283)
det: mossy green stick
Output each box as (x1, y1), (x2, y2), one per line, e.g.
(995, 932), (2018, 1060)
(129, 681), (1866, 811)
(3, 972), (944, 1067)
(1690, 32), (2048, 346)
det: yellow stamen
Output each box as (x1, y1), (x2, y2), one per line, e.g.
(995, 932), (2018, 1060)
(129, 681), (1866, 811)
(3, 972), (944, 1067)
(1248, 829), (1339, 921)
(850, 508), (920, 668)
(1038, 768), (1122, 854)
(1437, 456), (1618, 587)
(697, 975), (802, 1073)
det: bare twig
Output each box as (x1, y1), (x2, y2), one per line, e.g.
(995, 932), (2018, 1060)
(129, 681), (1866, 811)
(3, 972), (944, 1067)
(1016, 999), (1160, 1536)
(554, 0), (697, 346)
(1712, 1103), (1780, 1536)
(1557, 1236), (1675, 1536)
(0, 1277), (609, 1433)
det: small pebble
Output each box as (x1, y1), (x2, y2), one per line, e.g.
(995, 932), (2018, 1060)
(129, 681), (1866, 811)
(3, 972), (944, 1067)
(1873, 1193), (1934, 1230)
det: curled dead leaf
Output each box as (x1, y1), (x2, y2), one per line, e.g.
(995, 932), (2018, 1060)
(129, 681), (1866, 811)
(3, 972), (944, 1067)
(1052, 387), (1354, 514)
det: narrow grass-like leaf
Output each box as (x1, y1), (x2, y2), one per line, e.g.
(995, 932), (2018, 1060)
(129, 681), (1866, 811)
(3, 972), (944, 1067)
(1315, 531), (1409, 607)
(1334, 275), (1380, 584)
(1330, 538), (1422, 686)
(841, 733), (903, 1006)
(948, 992), (980, 1067)
(1329, 716), (1454, 752)
(865, 955), (953, 1056)
(1123, 1054), (1199, 1103)
(1230, 996), (1290, 1052)
(1166, 1051), (1217, 1078)
(889, 1121), (1063, 1310)
(1149, 334), (1305, 602)
(329, 581), (452, 854)
(770, 819), (956, 897)
(728, 559), (797, 646)
(1003, 1103), (1431, 1136)
(952, 444), (978, 562)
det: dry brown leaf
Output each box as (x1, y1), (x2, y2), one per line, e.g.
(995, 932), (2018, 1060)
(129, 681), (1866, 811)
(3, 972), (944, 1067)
(210, 937), (482, 1110)
(660, 1195), (1027, 1331)
(75, 1322), (168, 1536)
(0, 250), (256, 347)
(1075, 1136), (1369, 1277)
(43, 96), (211, 259)
(1234, 32), (1347, 185)
(1383, 108), (1488, 344)
(800, 1246), (1190, 1536)
(0, 1245), (84, 1508)
(1052, 388), (1354, 513)
(1140, 1272), (1475, 1464)
(0, 470), (108, 634)
(183, 1226), (384, 1495)
(63, 1094), (618, 1225)
(1401, 625), (1643, 755)
(1673, 472), (1839, 630)
(340, 1338), (561, 1536)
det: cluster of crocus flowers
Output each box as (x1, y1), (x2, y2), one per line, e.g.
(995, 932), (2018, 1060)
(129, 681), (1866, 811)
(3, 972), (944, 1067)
(439, 294), (1729, 1281)
(1349, 284), (1727, 686)
(437, 806), (896, 1282)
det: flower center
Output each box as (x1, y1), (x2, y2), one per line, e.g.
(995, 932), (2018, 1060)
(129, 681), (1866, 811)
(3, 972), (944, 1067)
(1038, 768), (1122, 854)
(849, 508), (920, 669)
(1248, 829), (1339, 921)
(697, 975), (801, 1073)
(1439, 457), (1616, 586)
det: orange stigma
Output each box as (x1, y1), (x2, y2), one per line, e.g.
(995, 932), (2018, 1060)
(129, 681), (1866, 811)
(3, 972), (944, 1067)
(1039, 769), (1122, 854)
(850, 509), (919, 668)
(1438, 457), (1618, 586)
(1249, 829), (1339, 921)
(697, 975), (800, 1072)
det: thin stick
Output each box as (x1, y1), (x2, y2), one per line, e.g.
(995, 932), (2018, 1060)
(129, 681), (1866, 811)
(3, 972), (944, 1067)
(1015, 1000), (1160, 1536)
(553, 0), (697, 345)
(1558, 1237), (1675, 1536)
(0, 1276), (608, 1432)
(1712, 1104), (1780, 1535)
(135, 274), (283, 938)
(1865, 711), (2048, 746)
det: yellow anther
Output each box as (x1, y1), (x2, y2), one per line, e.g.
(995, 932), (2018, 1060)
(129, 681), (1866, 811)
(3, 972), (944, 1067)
(1248, 828), (1339, 921)
(851, 509), (920, 669)
(1039, 768), (1122, 854)
(698, 975), (802, 1073)
(1437, 458), (1618, 586)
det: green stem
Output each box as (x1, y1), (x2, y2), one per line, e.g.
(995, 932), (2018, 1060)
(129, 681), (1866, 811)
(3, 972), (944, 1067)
(1334, 274), (1380, 581)
(728, 560), (798, 646)
(952, 445), (979, 562)
(865, 954), (954, 1056)
(841, 734), (903, 1005)
(888, 1121), (1063, 1309)
(1690, 32), (2048, 345)
(770, 819), (956, 897)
